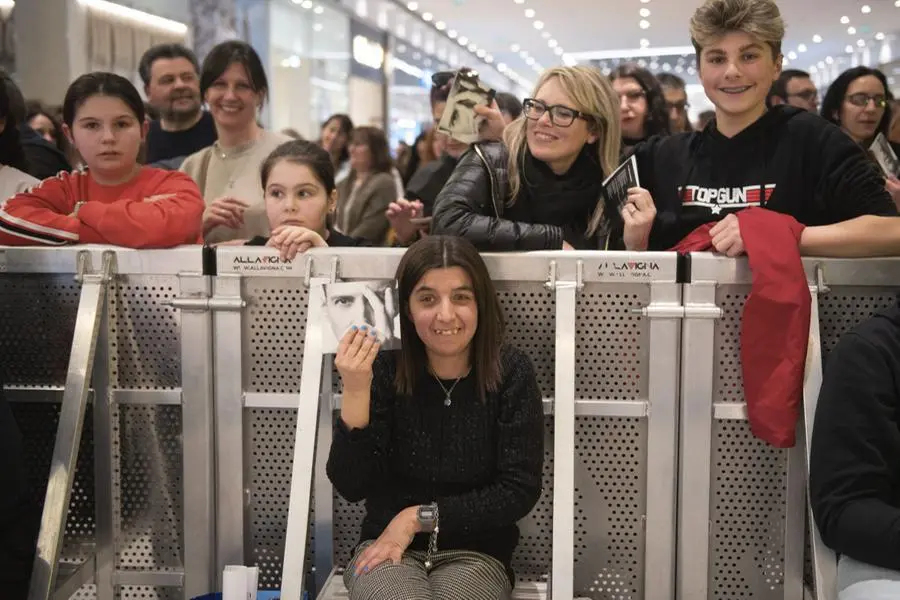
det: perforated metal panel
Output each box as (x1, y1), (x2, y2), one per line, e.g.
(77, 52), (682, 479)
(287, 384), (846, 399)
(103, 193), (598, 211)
(496, 282), (556, 397)
(575, 285), (648, 400)
(245, 408), (315, 590)
(117, 405), (183, 570)
(0, 275), (79, 386)
(818, 288), (897, 354)
(574, 417), (647, 600)
(118, 586), (182, 599)
(109, 278), (180, 389)
(12, 402), (96, 563)
(710, 420), (787, 599)
(710, 286), (788, 598)
(713, 289), (748, 404)
(244, 280), (309, 393)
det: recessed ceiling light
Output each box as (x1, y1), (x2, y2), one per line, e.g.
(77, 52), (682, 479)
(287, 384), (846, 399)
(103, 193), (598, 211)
(526, 57), (536, 65)
(858, 38), (866, 47)
(447, 29), (457, 38)
(640, 38), (650, 48)
(422, 12), (432, 21)
(896, 0), (900, 7)
(301, 0), (313, 7)
(876, 32), (886, 40)
(485, 54), (494, 63)
(848, 26), (856, 34)
(639, 19), (650, 29)
(818, 60), (825, 68)
(639, 8), (650, 17)
(498, 62), (507, 71)
(407, 1), (418, 10)
(513, 0), (524, 3)
(825, 56), (834, 64)
(554, 47), (564, 56)
(798, 43), (807, 52)
(840, 15), (850, 24)
(435, 21), (446, 30)
(548, 39), (558, 48)
(640, 0), (650, 3)
(810, 65), (818, 73)
(861, 5), (871, 14)
(476, 49), (486, 57)
(511, 43), (520, 52)
(533, 20), (544, 29)
(313, 5), (324, 14)
(788, 51), (797, 59)
(458, 36), (468, 45)
(846, 44), (854, 52)
(812, 34), (822, 43)
(524, 8), (535, 17)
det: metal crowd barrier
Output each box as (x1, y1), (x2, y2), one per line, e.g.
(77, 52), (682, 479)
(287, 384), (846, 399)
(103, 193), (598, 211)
(3, 245), (898, 600)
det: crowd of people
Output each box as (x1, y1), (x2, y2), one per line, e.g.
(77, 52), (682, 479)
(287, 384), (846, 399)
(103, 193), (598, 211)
(1, 0), (900, 598)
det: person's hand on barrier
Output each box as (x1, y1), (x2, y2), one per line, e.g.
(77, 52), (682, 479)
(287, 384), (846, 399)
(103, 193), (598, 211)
(886, 176), (900, 210)
(267, 225), (326, 260)
(475, 100), (506, 142)
(386, 199), (427, 245)
(561, 241), (575, 250)
(709, 213), (746, 257)
(621, 187), (656, 251)
(335, 326), (381, 394)
(354, 506), (418, 575)
(202, 196), (249, 235)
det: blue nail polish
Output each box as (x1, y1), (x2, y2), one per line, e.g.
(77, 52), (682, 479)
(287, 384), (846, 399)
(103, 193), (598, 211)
(370, 329), (377, 337)
(360, 325), (368, 331)
(363, 566), (369, 573)
(351, 325), (358, 331)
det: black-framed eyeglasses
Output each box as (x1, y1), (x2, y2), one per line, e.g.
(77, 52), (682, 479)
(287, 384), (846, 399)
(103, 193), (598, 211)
(845, 93), (887, 108)
(523, 98), (594, 128)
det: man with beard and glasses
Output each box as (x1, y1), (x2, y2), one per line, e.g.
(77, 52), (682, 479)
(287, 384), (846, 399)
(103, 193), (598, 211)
(139, 44), (217, 167)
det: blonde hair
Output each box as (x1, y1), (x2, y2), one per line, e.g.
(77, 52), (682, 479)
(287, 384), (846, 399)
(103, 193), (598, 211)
(689, 0), (785, 58)
(502, 66), (620, 236)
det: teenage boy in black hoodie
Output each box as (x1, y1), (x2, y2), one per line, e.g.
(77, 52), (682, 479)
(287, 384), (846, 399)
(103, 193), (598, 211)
(810, 300), (900, 598)
(631, 0), (900, 256)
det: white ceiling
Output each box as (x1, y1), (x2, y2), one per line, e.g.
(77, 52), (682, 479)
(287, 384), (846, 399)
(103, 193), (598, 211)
(390, 0), (900, 89)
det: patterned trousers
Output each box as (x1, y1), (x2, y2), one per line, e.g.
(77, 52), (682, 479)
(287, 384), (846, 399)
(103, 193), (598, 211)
(343, 540), (512, 600)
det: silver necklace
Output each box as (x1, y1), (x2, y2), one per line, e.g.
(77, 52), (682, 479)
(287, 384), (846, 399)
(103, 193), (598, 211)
(432, 369), (470, 406)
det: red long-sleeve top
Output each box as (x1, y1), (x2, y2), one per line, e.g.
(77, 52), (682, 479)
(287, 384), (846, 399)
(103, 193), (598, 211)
(0, 167), (204, 248)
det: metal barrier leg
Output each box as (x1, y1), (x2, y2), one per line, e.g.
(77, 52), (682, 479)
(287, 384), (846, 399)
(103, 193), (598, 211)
(677, 281), (719, 600)
(28, 251), (115, 600)
(280, 278), (328, 600)
(177, 273), (216, 598)
(212, 274), (247, 580)
(550, 278), (577, 600)
(314, 358), (335, 595)
(643, 281), (682, 600)
(91, 260), (117, 600)
(802, 290), (838, 600)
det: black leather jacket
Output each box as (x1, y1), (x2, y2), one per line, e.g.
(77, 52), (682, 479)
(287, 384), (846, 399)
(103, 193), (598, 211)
(432, 142), (567, 251)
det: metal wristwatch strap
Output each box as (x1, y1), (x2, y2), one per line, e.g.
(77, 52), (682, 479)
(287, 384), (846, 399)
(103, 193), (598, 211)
(424, 503), (440, 569)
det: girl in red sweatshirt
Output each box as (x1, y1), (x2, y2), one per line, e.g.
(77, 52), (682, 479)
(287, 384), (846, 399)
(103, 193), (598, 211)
(0, 72), (204, 248)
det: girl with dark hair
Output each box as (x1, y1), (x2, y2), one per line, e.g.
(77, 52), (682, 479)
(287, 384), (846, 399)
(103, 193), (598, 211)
(610, 64), (671, 153)
(180, 40), (289, 244)
(242, 140), (367, 258)
(0, 85), (38, 199)
(335, 126), (397, 244)
(320, 113), (354, 184)
(327, 235), (543, 600)
(0, 72), (204, 248)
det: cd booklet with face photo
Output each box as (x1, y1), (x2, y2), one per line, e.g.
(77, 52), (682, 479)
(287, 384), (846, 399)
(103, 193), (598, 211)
(311, 280), (402, 354)
(437, 69), (496, 145)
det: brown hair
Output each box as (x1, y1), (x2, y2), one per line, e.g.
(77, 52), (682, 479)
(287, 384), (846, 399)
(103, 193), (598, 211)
(350, 126), (393, 175)
(394, 236), (505, 402)
(259, 139), (336, 194)
(689, 0), (784, 60)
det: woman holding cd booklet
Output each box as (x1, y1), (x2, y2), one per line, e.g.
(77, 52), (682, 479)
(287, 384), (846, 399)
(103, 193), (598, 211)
(432, 65), (657, 252)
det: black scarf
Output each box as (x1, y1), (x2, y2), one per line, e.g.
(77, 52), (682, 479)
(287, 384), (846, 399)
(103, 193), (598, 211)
(511, 144), (605, 249)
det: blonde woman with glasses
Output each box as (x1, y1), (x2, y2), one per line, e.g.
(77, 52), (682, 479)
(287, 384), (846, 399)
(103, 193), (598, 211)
(432, 66), (657, 252)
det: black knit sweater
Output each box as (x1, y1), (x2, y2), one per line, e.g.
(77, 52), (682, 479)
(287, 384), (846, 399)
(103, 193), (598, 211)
(326, 344), (545, 582)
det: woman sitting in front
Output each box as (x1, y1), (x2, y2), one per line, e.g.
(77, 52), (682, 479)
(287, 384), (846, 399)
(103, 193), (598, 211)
(245, 139), (367, 259)
(432, 65), (657, 252)
(327, 235), (544, 600)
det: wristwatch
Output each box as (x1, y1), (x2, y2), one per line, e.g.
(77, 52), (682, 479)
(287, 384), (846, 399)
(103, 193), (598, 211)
(417, 503), (438, 533)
